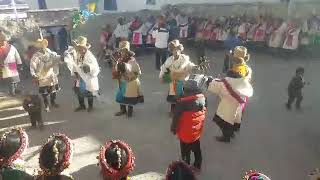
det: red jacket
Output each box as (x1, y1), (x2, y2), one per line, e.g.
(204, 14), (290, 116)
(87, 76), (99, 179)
(175, 94), (206, 143)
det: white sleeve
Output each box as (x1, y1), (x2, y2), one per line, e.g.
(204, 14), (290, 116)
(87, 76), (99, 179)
(13, 47), (22, 65)
(208, 80), (221, 95)
(87, 53), (100, 77)
(152, 29), (158, 38)
(159, 57), (171, 79)
(29, 56), (38, 77)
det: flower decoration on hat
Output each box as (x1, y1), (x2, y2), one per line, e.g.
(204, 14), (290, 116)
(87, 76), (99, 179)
(243, 170), (271, 180)
(98, 140), (135, 180)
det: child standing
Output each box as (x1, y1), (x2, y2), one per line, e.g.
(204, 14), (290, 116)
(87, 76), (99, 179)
(286, 67), (306, 110)
(170, 74), (207, 171)
(23, 94), (43, 128)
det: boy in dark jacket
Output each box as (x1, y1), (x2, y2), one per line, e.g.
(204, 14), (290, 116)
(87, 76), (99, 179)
(23, 94), (43, 128)
(170, 74), (207, 171)
(286, 67), (306, 110)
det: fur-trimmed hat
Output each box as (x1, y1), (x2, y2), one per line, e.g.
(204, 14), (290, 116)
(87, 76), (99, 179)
(37, 133), (73, 178)
(243, 170), (271, 180)
(166, 161), (196, 180)
(230, 64), (250, 78)
(98, 140), (135, 180)
(119, 41), (130, 51)
(168, 39), (184, 52)
(0, 128), (28, 168)
(97, 140), (135, 179)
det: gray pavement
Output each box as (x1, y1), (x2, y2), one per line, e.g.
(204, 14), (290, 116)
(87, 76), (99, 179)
(1, 48), (320, 179)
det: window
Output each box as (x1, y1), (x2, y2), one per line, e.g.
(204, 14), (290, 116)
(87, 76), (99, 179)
(104, 0), (117, 11)
(38, 0), (47, 9)
(146, 0), (156, 5)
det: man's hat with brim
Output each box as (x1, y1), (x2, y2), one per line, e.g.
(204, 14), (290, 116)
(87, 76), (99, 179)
(73, 36), (91, 49)
(38, 133), (73, 177)
(166, 161), (197, 180)
(168, 39), (184, 52)
(34, 39), (49, 49)
(0, 31), (10, 42)
(0, 128), (29, 168)
(98, 140), (135, 180)
(233, 46), (250, 62)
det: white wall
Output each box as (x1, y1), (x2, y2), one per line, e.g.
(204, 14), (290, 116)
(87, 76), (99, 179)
(97, 0), (282, 13)
(25, 0), (79, 10)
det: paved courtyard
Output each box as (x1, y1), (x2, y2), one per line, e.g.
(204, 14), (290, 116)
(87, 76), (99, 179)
(1, 48), (320, 179)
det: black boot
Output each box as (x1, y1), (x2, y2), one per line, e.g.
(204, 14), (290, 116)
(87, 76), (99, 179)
(233, 123), (241, 132)
(87, 97), (94, 112)
(115, 105), (127, 116)
(127, 106), (133, 118)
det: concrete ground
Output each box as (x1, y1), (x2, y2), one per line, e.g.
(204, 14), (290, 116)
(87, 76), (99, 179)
(1, 48), (320, 180)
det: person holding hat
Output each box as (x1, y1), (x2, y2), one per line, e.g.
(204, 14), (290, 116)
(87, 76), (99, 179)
(207, 62), (253, 143)
(35, 133), (73, 180)
(113, 41), (143, 118)
(98, 140), (135, 180)
(159, 39), (196, 115)
(0, 30), (23, 96)
(30, 38), (62, 112)
(65, 36), (100, 112)
(170, 74), (208, 172)
(0, 128), (33, 180)
(166, 161), (197, 180)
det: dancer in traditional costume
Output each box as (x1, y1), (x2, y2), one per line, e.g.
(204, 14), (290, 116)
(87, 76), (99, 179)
(253, 16), (267, 42)
(0, 31), (22, 96)
(64, 36), (100, 112)
(159, 40), (196, 115)
(282, 21), (301, 51)
(176, 13), (189, 39)
(208, 60), (253, 143)
(98, 140), (135, 180)
(30, 39), (61, 112)
(166, 161), (196, 180)
(130, 16), (144, 48)
(113, 17), (132, 48)
(35, 133), (73, 180)
(113, 41), (143, 118)
(268, 19), (287, 49)
(0, 128), (32, 180)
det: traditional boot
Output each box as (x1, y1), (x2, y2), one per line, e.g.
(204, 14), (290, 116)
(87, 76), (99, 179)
(115, 105), (127, 116)
(127, 106), (133, 118)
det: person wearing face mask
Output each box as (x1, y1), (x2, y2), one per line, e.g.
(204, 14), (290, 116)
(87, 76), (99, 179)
(0, 31), (22, 96)
(30, 39), (62, 112)
(159, 40), (197, 115)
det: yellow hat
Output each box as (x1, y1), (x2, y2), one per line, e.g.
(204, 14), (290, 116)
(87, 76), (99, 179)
(233, 46), (250, 62)
(119, 40), (130, 51)
(230, 64), (249, 77)
(0, 31), (10, 42)
(34, 39), (48, 49)
(73, 36), (91, 49)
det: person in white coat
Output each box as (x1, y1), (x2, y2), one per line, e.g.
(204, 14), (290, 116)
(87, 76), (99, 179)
(207, 63), (253, 143)
(0, 31), (22, 96)
(64, 36), (100, 112)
